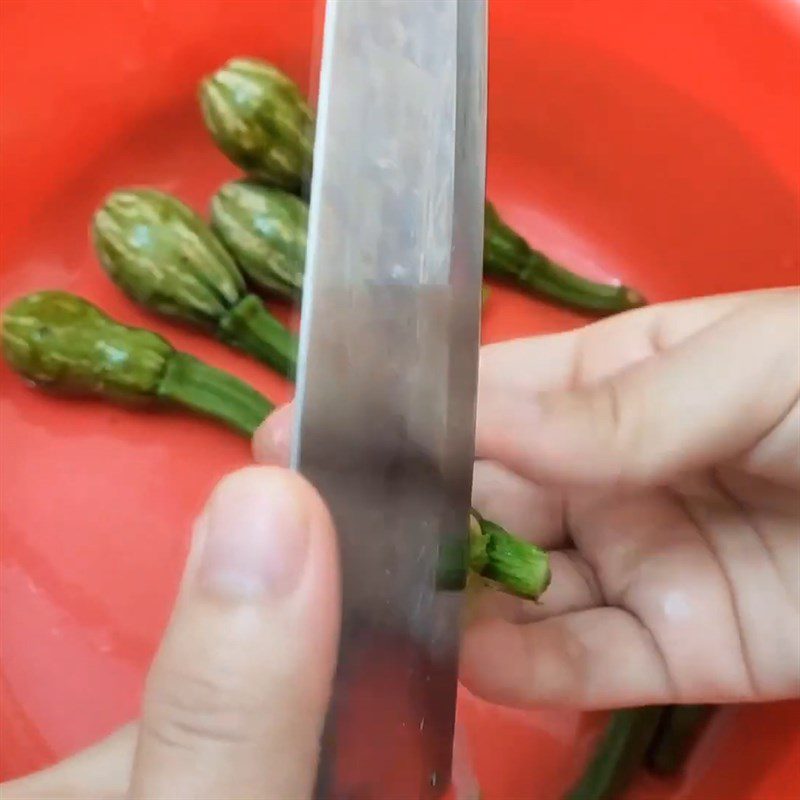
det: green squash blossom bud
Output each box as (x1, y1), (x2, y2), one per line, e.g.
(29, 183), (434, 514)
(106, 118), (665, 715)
(2, 291), (272, 435)
(92, 188), (297, 378)
(211, 180), (307, 300)
(198, 56), (645, 314)
(199, 57), (313, 191)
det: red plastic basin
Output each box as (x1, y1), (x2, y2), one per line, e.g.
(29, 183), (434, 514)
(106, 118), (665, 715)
(1, 1), (798, 797)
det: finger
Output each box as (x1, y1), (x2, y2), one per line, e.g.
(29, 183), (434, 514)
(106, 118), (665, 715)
(1, 724), (137, 800)
(520, 551), (603, 621)
(673, 485), (800, 698)
(479, 331), (579, 397)
(258, 295), (753, 480)
(131, 466), (339, 800)
(477, 289), (800, 486)
(560, 288), (773, 385)
(265, 295), (749, 469)
(472, 460), (565, 548)
(567, 487), (757, 697)
(255, 413), (568, 545)
(475, 292), (756, 466)
(259, 294), (785, 481)
(478, 289), (773, 399)
(253, 345), (570, 465)
(465, 550), (602, 627)
(738, 365), (800, 486)
(253, 403), (293, 466)
(460, 608), (673, 710)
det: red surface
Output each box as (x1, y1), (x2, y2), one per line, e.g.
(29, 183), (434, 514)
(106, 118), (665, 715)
(1, 0), (799, 797)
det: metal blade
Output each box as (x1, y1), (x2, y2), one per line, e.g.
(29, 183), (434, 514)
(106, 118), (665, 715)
(293, 1), (487, 797)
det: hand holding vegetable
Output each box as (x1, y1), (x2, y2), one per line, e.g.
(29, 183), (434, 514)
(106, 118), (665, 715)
(460, 288), (800, 710)
(93, 189), (298, 377)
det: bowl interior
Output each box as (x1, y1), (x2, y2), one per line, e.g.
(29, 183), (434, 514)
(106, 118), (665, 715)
(1, 0), (798, 797)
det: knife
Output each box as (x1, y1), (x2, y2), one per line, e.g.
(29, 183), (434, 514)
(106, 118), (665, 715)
(292, 1), (487, 797)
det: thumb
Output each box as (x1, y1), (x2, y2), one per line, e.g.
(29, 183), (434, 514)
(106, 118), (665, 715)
(477, 292), (800, 486)
(130, 466), (339, 800)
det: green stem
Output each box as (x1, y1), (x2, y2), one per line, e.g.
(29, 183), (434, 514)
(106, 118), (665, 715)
(645, 704), (714, 776)
(157, 351), (273, 436)
(514, 252), (645, 313)
(217, 293), (298, 378)
(565, 707), (664, 800)
(470, 514), (550, 600)
(436, 514), (552, 596)
(483, 205), (645, 314)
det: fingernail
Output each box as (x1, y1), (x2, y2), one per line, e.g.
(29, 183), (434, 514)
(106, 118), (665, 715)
(252, 404), (293, 465)
(198, 467), (310, 600)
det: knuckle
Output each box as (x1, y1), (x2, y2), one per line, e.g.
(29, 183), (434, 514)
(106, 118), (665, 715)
(143, 666), (263, 751)
(590, 379), (655, 482)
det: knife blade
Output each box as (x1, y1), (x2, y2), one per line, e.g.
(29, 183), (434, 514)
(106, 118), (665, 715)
(292, 1), (487, 797)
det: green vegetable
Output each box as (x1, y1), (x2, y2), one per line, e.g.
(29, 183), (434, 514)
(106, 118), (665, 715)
(567, 702), (713, 798)
(438, 514), (551, 599)
(645, 704), (713, 776)
(470, 513), (550, 600)
(211, 180), (307, 300)
(565, 707), (663, 800)
(2, 291), (272, 435)
(210, 181), (490, 307)
(199, 57), (645, 314)
(2, 291), (548, 600)
(209, 180), (634, 319)
(484, 203), (645, 314)
(199, 57), (313, 192)
(92, 188), (298, 377)
(207, 182), (549, 596)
